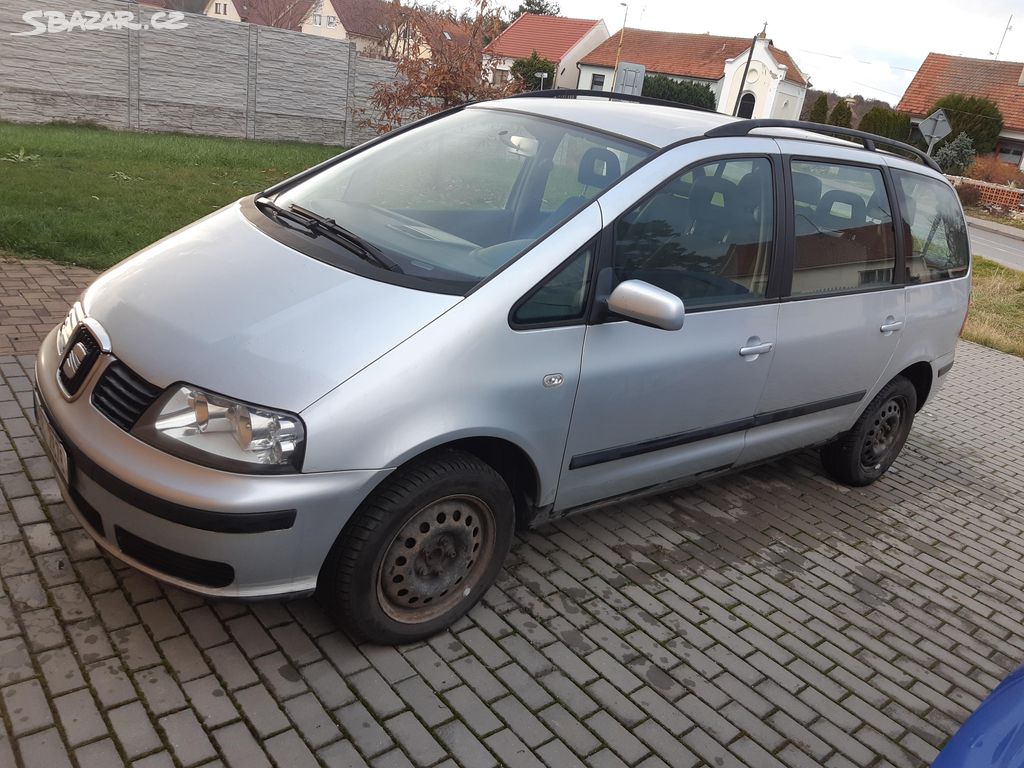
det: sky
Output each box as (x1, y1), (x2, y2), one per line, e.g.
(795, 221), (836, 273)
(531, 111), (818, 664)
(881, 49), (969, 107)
(497, 0), (1024, 105)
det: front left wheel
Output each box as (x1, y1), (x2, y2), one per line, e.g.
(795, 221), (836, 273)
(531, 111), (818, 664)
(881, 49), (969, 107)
(318, 450), (514, 645)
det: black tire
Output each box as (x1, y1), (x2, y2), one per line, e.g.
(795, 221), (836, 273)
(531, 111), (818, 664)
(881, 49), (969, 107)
(820, 376), (917, 487)
(318, 449), (514, 645)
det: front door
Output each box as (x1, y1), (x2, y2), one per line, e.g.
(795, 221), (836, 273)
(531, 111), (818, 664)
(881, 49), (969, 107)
(555, 151), (782, 511)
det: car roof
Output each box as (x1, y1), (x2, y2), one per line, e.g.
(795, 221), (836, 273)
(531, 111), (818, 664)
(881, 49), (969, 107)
(475, 96), (739, 148)
(476, 97), (944, 180)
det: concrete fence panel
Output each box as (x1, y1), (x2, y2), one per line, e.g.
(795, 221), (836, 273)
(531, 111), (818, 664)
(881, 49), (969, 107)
(1, 0), (132, 128)
(136, 8), (251, 137)
(0, 0), (397, 145)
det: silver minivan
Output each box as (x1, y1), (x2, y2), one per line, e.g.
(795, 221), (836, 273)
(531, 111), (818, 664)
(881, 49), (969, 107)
(36, 93), (971, 643)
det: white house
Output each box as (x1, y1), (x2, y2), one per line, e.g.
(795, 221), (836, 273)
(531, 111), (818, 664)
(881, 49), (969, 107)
(577, 28), (808, 119)
(484, 14), (609, 88)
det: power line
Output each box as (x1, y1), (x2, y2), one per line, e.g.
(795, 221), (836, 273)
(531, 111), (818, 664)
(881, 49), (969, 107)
(793, 47), (921, 73)
(848, 81), (906, 99)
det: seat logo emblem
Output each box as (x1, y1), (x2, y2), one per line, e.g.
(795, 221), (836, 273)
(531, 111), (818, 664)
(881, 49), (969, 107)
(61, 341), (88, 380)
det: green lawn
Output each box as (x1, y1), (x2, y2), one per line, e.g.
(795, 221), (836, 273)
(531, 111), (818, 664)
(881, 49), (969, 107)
(0, 121), (340, 270)
(963, 256), (1024, 358)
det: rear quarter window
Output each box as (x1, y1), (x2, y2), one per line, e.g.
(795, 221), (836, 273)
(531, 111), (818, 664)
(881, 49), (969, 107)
(892, 170), (969, 283)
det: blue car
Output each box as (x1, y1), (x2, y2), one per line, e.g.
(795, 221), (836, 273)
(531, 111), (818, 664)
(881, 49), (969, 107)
(933, 666), (1024, 767)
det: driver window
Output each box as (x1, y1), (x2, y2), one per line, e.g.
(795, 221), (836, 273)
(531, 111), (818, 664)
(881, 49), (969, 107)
(612, 157), (775, 308)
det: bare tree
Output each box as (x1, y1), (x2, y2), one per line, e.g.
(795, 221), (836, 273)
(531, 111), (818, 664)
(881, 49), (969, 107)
(237, 0), (314, 30)
(375, 1), (423, 61)
(363, 1), (520, 134)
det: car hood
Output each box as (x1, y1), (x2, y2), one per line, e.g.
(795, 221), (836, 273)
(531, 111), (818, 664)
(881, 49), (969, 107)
(82, 202), (461, 413)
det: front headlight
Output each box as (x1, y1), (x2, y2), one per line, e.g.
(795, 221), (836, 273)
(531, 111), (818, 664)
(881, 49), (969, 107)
(135, 385), (305, 473)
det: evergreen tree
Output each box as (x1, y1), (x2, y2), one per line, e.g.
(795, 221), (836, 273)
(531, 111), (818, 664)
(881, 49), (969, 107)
(514, 0), (559, 16)
(807, 93), (829, 123)
(827, 99), (853, 128)
(510, 51), (556, 90)
(930, 94), (1003, 154)
(933, 132), (976, 175)
(858, 106), (912, 141)
(641, 75), (716, 110)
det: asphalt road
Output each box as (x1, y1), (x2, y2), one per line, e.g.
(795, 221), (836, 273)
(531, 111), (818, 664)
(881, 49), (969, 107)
(969, 224), (1024, 271)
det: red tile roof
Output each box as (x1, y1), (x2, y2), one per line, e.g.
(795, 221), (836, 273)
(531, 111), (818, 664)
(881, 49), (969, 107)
(580, 29), (806, 86)
(485, 13), (602, 63)
(898, 53), (1024, 133)
(332, 0), (390, 40)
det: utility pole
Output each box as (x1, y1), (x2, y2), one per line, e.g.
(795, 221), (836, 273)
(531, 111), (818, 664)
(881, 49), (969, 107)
(611, 2), (628, 91)
(732, 28), (761, 116)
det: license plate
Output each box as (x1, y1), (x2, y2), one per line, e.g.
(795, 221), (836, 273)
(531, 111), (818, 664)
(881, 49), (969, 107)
(37, 402), (70, 486)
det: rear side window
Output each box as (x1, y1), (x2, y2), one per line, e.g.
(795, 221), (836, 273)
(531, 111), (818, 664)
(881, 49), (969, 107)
(892, 170), (969, 283)
(790, 160), (897, 296)
(612, 157), (775, 308)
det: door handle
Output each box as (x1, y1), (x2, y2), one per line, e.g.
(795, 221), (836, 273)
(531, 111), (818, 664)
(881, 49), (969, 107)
(879, 318), (904, 334)
(739, 342), (774, 357)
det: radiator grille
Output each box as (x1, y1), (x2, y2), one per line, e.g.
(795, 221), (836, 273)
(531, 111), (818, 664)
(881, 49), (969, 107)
(92, 361), (162, 431)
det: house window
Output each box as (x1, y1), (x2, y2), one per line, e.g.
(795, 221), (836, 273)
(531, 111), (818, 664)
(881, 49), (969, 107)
(494, 69), (509, 85)
(590, 73), (605, 90)
(996, 143), (1024, 165)
(738, 93), (756, 119)
(327, 15), (336, 27)
(312, 13), (321, 25)
(214, 2), (227, 14)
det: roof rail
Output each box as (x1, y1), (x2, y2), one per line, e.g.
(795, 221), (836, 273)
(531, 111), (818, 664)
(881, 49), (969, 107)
(503, 89), (718, 115)
(704, 119), (941, 172)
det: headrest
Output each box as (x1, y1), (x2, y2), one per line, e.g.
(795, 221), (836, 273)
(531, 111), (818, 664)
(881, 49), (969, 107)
(689, 175), (735, 218)
(792, 172), (821, 207)
(578, 147), (621, 189)
(818, 190), (867, 226)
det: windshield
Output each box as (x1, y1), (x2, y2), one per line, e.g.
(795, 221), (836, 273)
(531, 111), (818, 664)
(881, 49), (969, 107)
(272, 108), (652, 289)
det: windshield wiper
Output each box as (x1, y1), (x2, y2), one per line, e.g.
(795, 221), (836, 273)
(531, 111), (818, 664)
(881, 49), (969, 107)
(255, 198), (403, 273)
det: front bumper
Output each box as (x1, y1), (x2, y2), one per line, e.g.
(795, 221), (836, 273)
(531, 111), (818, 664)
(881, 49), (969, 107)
(36, 327), (389, 599)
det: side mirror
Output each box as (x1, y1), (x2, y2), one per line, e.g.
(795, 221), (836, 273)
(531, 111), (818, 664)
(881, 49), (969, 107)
(607, 280), (685, 331)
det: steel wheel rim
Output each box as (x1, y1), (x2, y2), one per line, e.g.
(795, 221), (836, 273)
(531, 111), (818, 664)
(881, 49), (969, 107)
(860, 395), (906, 471)
(376, 494), (496, 624)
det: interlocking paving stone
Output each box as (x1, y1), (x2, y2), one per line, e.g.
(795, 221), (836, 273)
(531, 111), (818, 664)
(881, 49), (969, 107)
(160, 709), (218, 767)
(3, 257), (1024, 767)
(75, 737), (125, 768)
(108, 700), (162, 759)
(213, 721), (272, 768)
(17, 726), (74, 768)
(264, 729), (320, 768)
(4, 677), (53, 736)
(53, 688), (106, 746)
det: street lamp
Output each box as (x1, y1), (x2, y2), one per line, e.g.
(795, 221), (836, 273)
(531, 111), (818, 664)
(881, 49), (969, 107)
(534, 72), (549, 90)
(611, 2), (628, 92)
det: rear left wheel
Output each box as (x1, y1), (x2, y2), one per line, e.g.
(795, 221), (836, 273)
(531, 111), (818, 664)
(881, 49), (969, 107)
(318, 450), (514, 645)
(820, 375), (917, 487)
